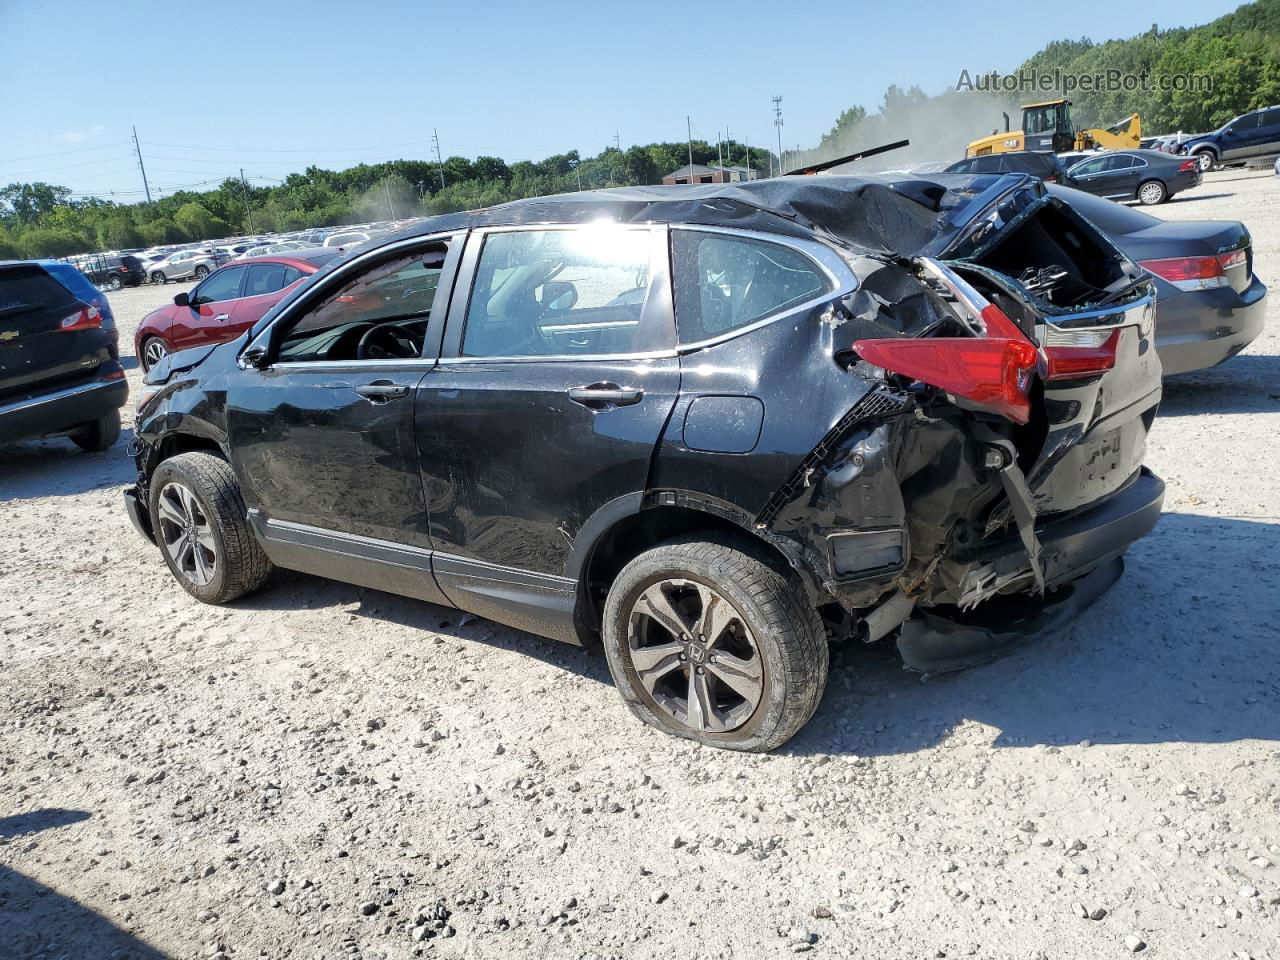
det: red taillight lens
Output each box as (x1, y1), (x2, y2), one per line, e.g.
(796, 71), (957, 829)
(59, 305), (102, 332)
(854, 306), (1038, 424)
(1177, 159), (1196, 173)
(1043, 328), (1120, 381)
(1140, 250), (1245, 291)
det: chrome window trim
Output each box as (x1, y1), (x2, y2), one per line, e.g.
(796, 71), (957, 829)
(668, 224), (857, 353)
(435, 350), (677, 366)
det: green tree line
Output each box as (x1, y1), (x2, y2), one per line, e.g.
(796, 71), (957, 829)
(0, 140), (771, 260)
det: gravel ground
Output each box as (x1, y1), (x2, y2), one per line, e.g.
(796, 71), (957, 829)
(2, 176), (1278, 960)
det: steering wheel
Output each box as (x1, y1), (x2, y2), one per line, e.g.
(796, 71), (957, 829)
(356, 324), (420, 360)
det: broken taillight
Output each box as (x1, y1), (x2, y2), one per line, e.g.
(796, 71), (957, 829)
(853, 304), (1038, 424)
(1139, 250), (1246, 291)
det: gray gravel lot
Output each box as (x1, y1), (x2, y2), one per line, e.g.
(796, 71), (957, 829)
(2, 176), (1278, 960)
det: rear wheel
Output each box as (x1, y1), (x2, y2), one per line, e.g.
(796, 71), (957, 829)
(1137, 179), (1167, 205)
(194, 265), (209, 280)
(602, 534), (828, 752)
(151, 271), (166, 285)
(141, 336), (169, 372)
(148, 452), (272, 604)
(72, 410), (121, 452)
(108, 276), (123, 291)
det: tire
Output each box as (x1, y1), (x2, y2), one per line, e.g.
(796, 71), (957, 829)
(194, 265), (209, 279)
(148, 452), (272, 604)
(140, 336), (169, 372)
(1137, 179), (1167, 205)
(1194, 149), (1216, 173)
(601, 533), (828, 752)
(71, 409), (121, 452)
(108, 276), (123, 291)
(151, 271), (166, 285)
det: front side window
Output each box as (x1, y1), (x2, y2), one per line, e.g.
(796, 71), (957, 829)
(276, 243), (447, 363)
(193, 266), (245, 304)
(1072, 158), (1106, 176)
(671, 230), (829, 344)
(462, 227), (653, 357)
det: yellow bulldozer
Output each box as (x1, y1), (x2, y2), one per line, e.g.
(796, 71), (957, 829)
(966, 99), (1141, 157)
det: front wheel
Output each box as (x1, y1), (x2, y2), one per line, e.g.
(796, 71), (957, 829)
(1194, 150), (1216, 173)
(601, 535), (828, 752)
(1137, 179), (1167, 205)
(140, 336), (168, 372)
(148, 452), (272, 604)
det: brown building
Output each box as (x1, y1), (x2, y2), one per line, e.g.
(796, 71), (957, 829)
(661, 163), (759, 185)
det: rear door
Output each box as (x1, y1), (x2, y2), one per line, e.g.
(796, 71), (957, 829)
(416, 224), (679, 623)
(170, 264), (247, 350)
(0, 264), (109, 402)
(226, 262), (305, 336)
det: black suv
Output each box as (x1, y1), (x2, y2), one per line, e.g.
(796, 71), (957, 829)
(77, 253), (147, 290)
(125, 177), (1164, 751)
(944, 151), (1069, 182)
(1, 260), (128, 449)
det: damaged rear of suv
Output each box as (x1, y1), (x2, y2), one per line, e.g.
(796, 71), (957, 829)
(124, 174), (1162, 752)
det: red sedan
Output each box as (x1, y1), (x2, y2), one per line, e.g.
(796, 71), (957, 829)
(135, 249), (339, 371)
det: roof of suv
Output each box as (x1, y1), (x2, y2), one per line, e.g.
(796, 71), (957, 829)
(373, 176), (968, 259)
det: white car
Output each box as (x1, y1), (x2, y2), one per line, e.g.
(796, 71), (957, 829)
(323, 231), (370, 248)
(146, 249), (226, 284)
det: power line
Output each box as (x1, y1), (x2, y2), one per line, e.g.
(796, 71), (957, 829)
(0, 141), (132, 165)
(141, 138), (437, 155)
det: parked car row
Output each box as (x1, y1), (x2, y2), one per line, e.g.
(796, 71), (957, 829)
(945, 148), (1200, 204)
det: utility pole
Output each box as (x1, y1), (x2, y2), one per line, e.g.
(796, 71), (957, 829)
(132, 125), (152, 203)
(717, 132), (722, 169)
(686, 116), (694, 179)
(614, 129), (621, 151)
(745, 133), (752, 179)
(383, 178), (397, 220)
(773, 96), (784, 176)
(239, 168), (255, 233)
(432, 128), (446, 190)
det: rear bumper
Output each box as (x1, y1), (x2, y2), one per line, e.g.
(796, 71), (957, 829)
(1155, 275), (1267, 376)
(0, 372), (128, 445)
(897, 468), (1164, 672)
(955, 467), (1165, 590)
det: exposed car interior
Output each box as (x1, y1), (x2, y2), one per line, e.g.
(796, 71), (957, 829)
(275, 245), (447, 362)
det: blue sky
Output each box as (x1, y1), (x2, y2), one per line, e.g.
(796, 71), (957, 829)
(0, 0), (1245, 199)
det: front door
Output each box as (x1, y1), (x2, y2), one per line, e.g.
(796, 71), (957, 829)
(172, 264), (246, 350)
(1220, 113), (1258, 160)
(416, 225), (680, 635)
(225, 236), (461, 604)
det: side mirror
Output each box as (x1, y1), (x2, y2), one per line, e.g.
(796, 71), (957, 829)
(239, 345), (269, 370)
(173, 292), (190, 307)
(539, 280), (578, 313)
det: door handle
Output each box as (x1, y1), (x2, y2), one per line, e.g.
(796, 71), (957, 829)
(355, 380), (410, 403)
(214, 314), (229, 322)
(567, 382), (644, 409)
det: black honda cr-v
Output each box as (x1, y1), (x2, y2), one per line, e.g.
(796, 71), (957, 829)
(125, 176), (1165, 751)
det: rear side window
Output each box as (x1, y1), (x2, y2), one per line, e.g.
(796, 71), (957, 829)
(462, 227), (654, 358)
(244, 262), (289, 296)
(671, 230), (829, 344)
(1261, 108), (1280, 127)
(0, 266), (80, 316)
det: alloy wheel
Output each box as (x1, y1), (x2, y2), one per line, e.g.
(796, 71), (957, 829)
(1139, 182), (1165, 205)
(152, 272), (165, 284)
(109, 276), (122, 291)
(194, 266), (209, 279)
(1196, 152), (1214, 172)
(143, 338), (168, 370)
(626, 578), (763, 733)
(156, 481), (217, 587)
